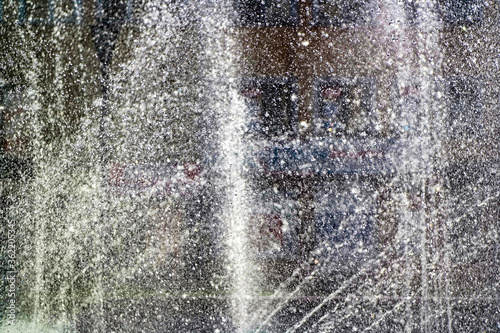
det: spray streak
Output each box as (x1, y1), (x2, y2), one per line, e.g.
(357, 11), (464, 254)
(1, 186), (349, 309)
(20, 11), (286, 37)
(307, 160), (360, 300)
(199, 2), (256, 330)
(284, 250), (392, 333)
(219, 89), (255, 331)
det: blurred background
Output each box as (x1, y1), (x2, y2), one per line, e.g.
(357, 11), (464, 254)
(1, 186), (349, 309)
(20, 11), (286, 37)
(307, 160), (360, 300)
(1, 0), (499, 332)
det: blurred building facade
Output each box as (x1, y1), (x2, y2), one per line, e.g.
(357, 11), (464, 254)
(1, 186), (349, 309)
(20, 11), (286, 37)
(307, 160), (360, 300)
(232, 0), (500, 320)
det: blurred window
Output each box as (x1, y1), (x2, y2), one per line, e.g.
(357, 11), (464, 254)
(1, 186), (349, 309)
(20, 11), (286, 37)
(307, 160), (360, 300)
(96, 0), (134, 22)
(399, 0), (482, 26)
(391, 80), (421, 135)
(18, 0), (82, 24)
(312, 0), (374, 26)
(402, 0), (419, 25)
(439, 0), (482, 25)
(234, 0), (298, 26)
(314, 78), (377, 138)
(250, 189), (300, 258)
(446, 77), (482, 140)
(446, 162), (496, 266)
(315, 180), (376, 247)
(241, 78), (297, 140)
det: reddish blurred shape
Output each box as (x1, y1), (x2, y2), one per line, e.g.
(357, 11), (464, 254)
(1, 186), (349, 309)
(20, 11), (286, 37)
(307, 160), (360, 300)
(401, 85), (419, 97)
(259, 214), (283, 247)
(184, 162), (201, 180)
(241, 87), (263, 99)
(109, 163), (125, 185)
(322, 86), (342, 100)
